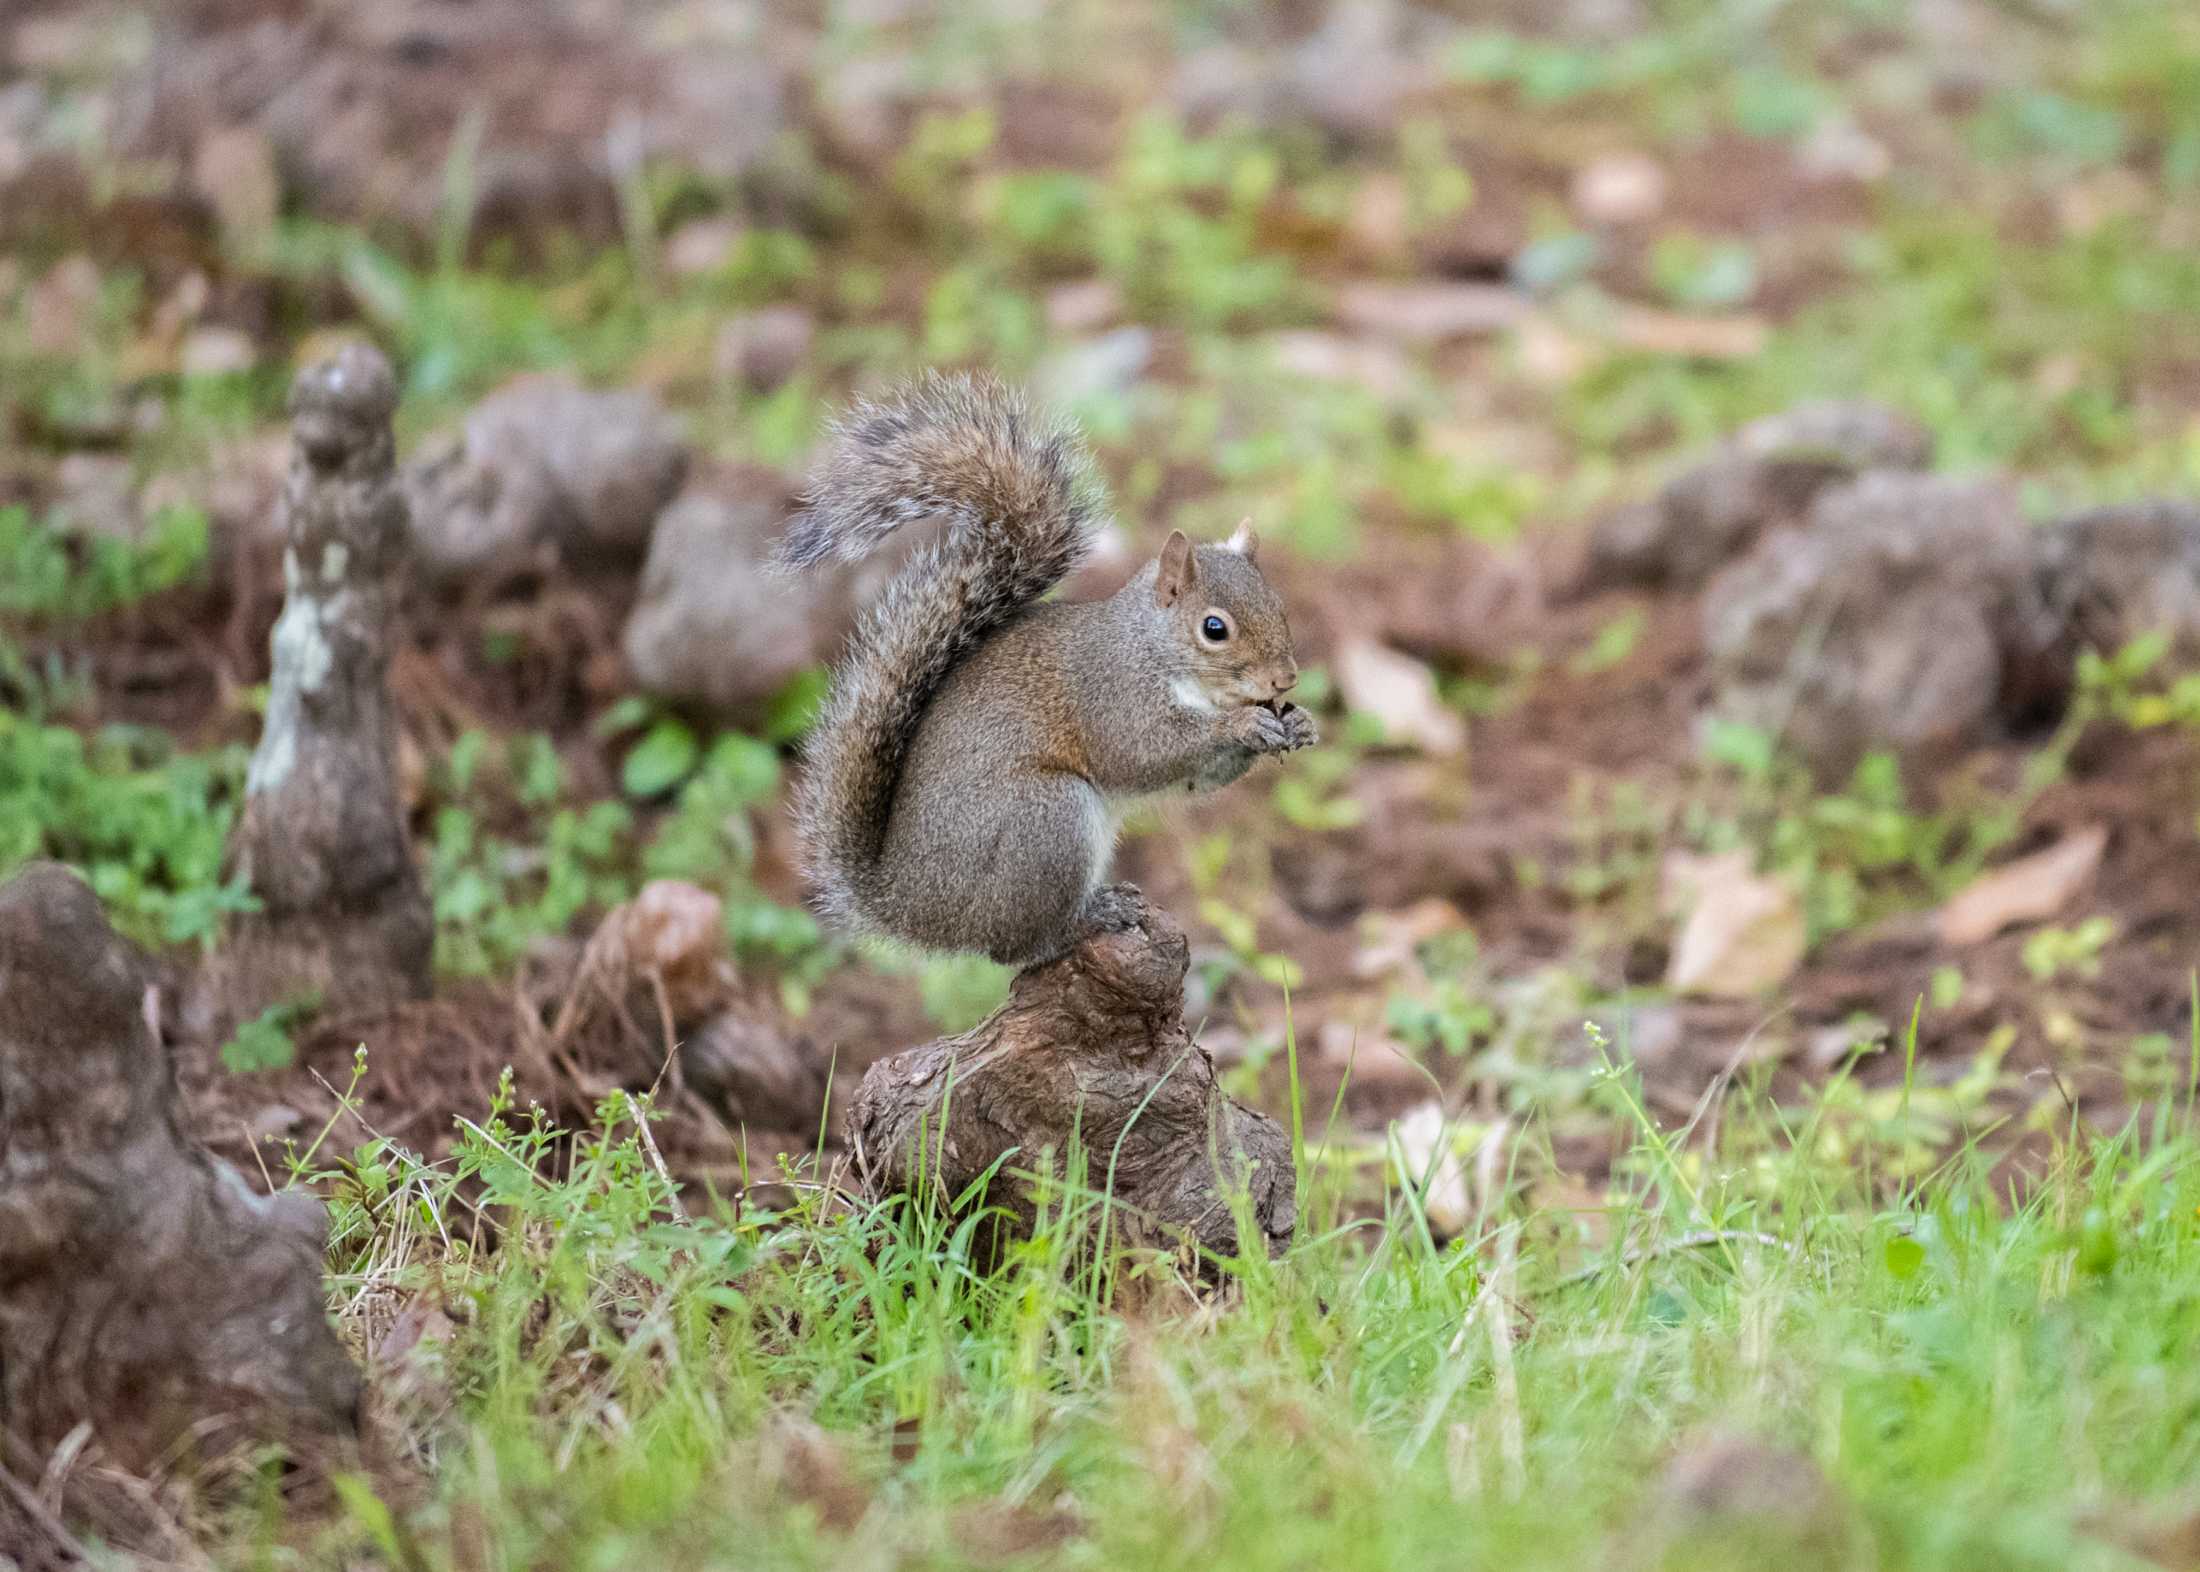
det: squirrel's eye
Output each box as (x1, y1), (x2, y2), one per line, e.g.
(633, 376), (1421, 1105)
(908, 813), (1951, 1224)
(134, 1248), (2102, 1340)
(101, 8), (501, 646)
(1201, 614), (1229, 642)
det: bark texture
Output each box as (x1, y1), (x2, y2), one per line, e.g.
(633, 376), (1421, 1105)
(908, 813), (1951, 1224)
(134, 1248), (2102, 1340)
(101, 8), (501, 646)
(0, 863), (360, 1489)
(848, 889), (1296, 1268)
(221, 343), (432, 1019)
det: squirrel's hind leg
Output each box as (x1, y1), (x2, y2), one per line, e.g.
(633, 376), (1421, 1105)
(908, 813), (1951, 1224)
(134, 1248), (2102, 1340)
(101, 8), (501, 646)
(995, 882), (1144, 969)
(883, 771), (1114, 968)
(975, 774), (1118, 967)
(995, 886), (1138, 969)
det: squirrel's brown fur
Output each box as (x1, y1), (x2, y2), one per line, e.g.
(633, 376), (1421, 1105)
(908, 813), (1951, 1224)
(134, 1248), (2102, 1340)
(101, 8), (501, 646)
(782, 372), (1313, 967)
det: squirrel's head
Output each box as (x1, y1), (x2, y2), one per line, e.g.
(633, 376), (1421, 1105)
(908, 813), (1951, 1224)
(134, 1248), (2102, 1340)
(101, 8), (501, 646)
(1149, 521), (1300, 707)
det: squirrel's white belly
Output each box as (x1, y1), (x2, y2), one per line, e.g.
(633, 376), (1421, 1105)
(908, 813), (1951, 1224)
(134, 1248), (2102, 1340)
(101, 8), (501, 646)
(1079, 784), (1119, 890)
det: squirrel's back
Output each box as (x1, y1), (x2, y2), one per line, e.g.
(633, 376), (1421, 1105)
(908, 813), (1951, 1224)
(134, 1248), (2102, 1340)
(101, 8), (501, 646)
(781, 373), (1104, 934)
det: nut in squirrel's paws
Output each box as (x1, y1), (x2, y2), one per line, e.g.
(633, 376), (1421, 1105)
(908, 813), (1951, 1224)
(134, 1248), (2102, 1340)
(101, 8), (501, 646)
(1258, 699), (1319, 753)
(1235, 700), (1314, 754)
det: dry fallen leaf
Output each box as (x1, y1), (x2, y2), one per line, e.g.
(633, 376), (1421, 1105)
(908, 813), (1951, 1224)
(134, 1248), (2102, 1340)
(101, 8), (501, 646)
(395, 731), (429, 814)
(376, 1297), (457, 1369)
(1607, 306), (1769, 360)
(1664, 849), (1806, 999)
(191, 126), (281, 244)
(1571, 151), (1667, 226)
(618, 879), (730, 1018)
(26, 253), (101, 357)
(1342, 171), (1412, 263)
(1332, 279), (1528, 344)
(1353, 897), (1472, 980)
(1334, 638), (1467, 757)
(1267, 330), (1416, 402)
(1657, 848), (1725, 919)
(1043, 278), (1124, 335)
(375, 1296), (459, 1411)
(1512, 312), (1605, 388)
(663, 216), (744, 279)
(180, 326), (258, 378)
(1392, 1102), (1474, 1237)
(1937, 826), (2108, 948)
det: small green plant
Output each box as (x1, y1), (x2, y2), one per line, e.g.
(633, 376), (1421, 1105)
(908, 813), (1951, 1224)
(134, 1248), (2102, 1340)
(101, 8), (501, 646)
(1087, 115), (1303, 330)
(0, 713), (257, 946)
(1972, 88), (2129, 170)
(0, 260), (144, 443)
(920, 260), (1042, 367)
(621, 715), (703, 798)
(633, 726), (832, 999)
(1568, 608), (1645, 675)
(1648, 231), (1759, 310)
(1396, 117), (1474, 235)
(1693, 722), (2021, 942)
(1800, 1024), (2018, 1179)
(1272, 740), (1366, 831)
(1729, 64), (1830, 140)
(1387, 974), (1497, 1059)
(2065, 630), (2200, 738)
(0, 503), (211, 620)
(2125, 1030), (2181, 1101)
(891, 106), (999, 230)
(1562, 775), (1671, 913)
(428, 795), (636, 978)
(220, 993), (321, 1074)
(1448, 30), (1616, 104)
(641, 731), (780, 885)
(1186, 831), (1303, 991)
(2021, 916), (2116, 984)
(318, 226), (652, 407)
(982, 170), (1100, 272)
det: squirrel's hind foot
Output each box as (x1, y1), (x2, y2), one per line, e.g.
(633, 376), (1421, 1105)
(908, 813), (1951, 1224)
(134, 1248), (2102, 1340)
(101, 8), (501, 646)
(993, 883), (1147, 971)
(1076, 882), (1145, 939)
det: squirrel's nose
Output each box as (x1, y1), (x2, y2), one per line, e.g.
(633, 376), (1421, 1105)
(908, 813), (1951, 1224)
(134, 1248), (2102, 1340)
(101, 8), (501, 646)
(1270, 666), (1298, 695)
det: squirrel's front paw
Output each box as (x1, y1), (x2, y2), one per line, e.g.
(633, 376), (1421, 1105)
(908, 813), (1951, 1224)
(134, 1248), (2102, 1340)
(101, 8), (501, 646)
(1273, 701), (1318, 752)
(1230, 703), (1298, 754)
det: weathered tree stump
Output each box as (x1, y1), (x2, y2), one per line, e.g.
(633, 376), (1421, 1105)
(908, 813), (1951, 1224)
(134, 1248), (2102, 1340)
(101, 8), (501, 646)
(219, 343), (431, 1021)
(847, 890), (1296, 1268)
(0, 863), (360, 1489)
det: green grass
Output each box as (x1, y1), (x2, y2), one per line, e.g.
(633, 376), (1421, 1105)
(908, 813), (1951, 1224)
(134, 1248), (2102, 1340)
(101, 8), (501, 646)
(0, 502), (210, 621)
(0, 706), (256, 947)
(206, 1045), (2200, 1571)
(13, 3), (2200, 1564)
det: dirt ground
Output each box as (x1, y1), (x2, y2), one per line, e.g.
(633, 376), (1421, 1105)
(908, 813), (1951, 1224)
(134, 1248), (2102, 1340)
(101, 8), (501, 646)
(6, 0), (2200, 1205)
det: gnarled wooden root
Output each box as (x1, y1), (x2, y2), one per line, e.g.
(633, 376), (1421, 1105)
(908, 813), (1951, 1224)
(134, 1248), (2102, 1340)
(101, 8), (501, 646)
(848, 888), (1295, 1271)
(0, 863), (360, 1509)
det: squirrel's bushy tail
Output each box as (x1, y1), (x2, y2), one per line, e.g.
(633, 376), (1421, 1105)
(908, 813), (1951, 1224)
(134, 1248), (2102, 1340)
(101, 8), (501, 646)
(782, 372), (1103, 931)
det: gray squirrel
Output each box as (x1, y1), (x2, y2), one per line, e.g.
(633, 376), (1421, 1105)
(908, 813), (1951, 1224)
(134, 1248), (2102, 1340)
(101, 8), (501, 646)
(778, 372), (1316, 968)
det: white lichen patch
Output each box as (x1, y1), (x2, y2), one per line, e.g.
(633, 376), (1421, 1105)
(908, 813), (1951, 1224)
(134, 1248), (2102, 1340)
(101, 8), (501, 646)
(269, 596), (335, 695)
(246, 718), (297, 794)
(320, 541), (349, 583)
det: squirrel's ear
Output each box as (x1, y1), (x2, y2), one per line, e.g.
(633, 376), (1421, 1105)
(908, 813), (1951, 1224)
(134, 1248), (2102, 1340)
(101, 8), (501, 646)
(1155, 529), (1197, 607)
(1225, 518), (1258, 560)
